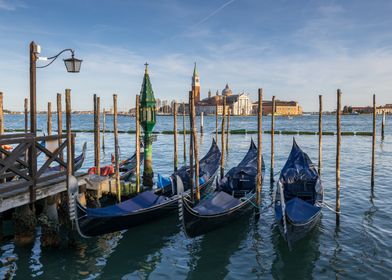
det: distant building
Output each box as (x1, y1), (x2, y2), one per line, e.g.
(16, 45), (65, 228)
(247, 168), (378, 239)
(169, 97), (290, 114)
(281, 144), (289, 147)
(252, 100), (303, 116)
(376, 104), (392, 114)
(195, 83), (252, 115)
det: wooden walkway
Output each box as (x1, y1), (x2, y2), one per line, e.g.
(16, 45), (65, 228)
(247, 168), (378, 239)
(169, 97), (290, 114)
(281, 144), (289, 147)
(0, 172), (88, 212)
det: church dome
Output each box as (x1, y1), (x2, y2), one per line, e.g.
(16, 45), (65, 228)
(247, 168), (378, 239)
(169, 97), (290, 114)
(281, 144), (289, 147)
(222, 84), (232, 96)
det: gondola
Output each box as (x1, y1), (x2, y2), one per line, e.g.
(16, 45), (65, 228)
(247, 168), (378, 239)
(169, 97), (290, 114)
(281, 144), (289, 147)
(46, 142), (87, 173)
(119, 148), (144, 181)
(75, 139), (221, 237)
(180, 139), (264, 238)
(274, 139), (323, 244)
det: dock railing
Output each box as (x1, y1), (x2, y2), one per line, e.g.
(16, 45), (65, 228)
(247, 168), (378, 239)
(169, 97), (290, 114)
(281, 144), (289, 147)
(0, 133), (75, 204)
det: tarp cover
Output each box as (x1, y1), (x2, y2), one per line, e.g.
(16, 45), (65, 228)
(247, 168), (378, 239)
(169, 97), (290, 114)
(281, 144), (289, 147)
(86, 191), (169, 217)
(162, 139), (221, 194)
(194, 191), (241, 215)
(279, 139), (320, 202)
(218, 140), (262, 193)
(285, 197), (321, 224)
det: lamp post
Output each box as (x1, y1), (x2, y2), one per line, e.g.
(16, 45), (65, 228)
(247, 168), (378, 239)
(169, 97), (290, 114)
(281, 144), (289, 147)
(29, 41), (82, 134)
(139, 63), (156, 187)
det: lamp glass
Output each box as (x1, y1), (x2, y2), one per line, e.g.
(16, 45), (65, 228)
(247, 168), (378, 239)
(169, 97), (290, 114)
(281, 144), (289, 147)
(64, 57), (82, 73)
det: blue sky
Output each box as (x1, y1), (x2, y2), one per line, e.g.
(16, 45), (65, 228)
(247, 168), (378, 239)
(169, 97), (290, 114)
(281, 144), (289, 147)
(0, 0), (392, 111)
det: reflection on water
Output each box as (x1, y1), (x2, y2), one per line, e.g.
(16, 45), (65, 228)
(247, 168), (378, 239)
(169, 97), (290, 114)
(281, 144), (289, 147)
(271, 223), (321, 280)
(0, 114), (391, 279)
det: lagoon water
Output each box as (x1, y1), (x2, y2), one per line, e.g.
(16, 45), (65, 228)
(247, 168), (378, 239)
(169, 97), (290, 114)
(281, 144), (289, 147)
(0, 114), (391, 279)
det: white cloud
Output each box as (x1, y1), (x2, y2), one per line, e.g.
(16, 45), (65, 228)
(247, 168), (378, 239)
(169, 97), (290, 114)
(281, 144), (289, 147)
(0, 0), (25, 11)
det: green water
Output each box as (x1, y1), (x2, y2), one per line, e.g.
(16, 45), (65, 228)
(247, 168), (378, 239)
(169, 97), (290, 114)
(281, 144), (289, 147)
(0, 114), (391, 279)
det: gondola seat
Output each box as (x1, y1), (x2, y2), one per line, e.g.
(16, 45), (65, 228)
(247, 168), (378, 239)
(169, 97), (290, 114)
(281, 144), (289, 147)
(86, 191), (170, 217)
(284, 197), (321, 224)
(193, 191), (241, 215)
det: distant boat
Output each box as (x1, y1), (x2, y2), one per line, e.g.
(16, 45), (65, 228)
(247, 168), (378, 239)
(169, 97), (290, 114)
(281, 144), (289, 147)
(274, 139), (323, 245)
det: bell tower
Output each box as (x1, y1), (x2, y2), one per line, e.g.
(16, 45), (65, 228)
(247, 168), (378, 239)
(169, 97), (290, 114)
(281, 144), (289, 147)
(192, 62), (200, 103)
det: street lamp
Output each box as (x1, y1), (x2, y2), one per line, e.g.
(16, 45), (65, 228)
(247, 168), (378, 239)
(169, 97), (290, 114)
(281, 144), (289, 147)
(29, 41), (82, 134)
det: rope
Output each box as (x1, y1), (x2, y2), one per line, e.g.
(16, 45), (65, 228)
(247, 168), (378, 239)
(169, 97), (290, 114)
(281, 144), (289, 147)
(317, 201), (341, 214)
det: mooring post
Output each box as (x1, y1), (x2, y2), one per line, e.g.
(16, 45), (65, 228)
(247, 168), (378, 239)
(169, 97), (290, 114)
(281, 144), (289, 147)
(191, 91), (200, 202)
(220, 96), (226, 179)
(226, 108), (230, 154)
(318, 95), (323, 176)
(215, 100), (219, 141)
(93, 94), (101, 176)
(113, 94), (121, 201)
(200, 111), (204, 134)
(336, 89), (341, 224)
(64, 88), (76, 246)
(371, 94), (376, 188)
(96, 97), (101, 175)
(47, 102), (52, 135)
(136, 95), (141, 193)
(182, 102), (187, 162)
(0, 92), (4, 135)
(256, 88), (263, 207)
(24, 98), (29, 133)
(66, 89), (72, 178)
(270, 96), (275, 183)
(381, 111), (385, 141)
(56, 94), (63, 164)
(188, 91), (195, 202)
(102, 108), (106, 150)
(0, 93), (4, 184)
(173, 102), (178, 171)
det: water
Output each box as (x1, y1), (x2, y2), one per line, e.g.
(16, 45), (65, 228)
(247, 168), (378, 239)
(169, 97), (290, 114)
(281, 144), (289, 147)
(1, 114), (391, 279)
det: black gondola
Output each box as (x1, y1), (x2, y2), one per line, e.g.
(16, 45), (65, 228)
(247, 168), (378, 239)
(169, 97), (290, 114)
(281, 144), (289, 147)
(46, 142), (87, 173)
(75, 139), (221, 237)
(180, 140), (264, 238)
(274, 139), (323, 244)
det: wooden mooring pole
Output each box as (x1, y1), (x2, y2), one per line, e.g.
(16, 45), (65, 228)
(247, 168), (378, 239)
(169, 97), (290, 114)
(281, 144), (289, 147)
(215, 101), (218, 141)
(182, 102), (187, 162)
(371, 94), (376, 188)
(24, 98), (28, 133)
(102, 108), (106, 150)
(94, 94), (101, 176)
(381, 111), (385, 141)
(173, 102), (178, 171)
(136, 95), (141, 193)
(47, 102), (52, 135)
(318, 95), (323, 176)
(200, 112), (204, 134)
(0, 92), (3, 135)
(188, 91), (194, 202)
(226, 108), (230, 154)
(336, 89), (341, 224)
(191, 91), (200, 202)
(56, 94), (63, 164)
(256, 89), (263, 207)
(113, 94), (121, 201)
(220, 96), (226, 179)
(66, 89), (73, 176)
(270, 96), (275, 183)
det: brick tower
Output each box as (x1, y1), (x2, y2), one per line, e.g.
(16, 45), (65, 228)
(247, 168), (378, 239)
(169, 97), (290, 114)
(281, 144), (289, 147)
(192, 62), (200, 103)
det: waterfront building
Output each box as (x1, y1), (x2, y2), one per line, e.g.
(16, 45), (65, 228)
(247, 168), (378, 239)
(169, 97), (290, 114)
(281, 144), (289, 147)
(252, 100), (303, 116)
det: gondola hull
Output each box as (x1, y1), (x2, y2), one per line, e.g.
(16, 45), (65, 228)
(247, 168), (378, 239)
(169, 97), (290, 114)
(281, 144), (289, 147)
(276, 211), (322, 243)
(180, 193), (256, 238)
(76, 172), (216, 237)
(76, 198), (178, 237)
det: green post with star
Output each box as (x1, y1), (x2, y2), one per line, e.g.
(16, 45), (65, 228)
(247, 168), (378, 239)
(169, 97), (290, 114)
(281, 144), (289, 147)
(139, 63), (156, 187)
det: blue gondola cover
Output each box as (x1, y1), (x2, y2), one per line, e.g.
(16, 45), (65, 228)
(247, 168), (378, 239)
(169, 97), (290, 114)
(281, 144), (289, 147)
(194, 191), (241, 215)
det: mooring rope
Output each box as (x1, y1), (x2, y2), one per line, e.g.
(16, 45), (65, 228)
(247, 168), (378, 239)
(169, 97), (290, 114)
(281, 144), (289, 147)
(317, 201), (341, 214)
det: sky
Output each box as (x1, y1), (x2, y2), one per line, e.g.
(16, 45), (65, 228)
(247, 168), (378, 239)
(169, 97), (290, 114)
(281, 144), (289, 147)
(0, 0), (392, 111)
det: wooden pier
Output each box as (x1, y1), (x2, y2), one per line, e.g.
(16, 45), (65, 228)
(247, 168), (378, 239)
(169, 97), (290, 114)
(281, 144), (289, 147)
(0, 133), (88, 213)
